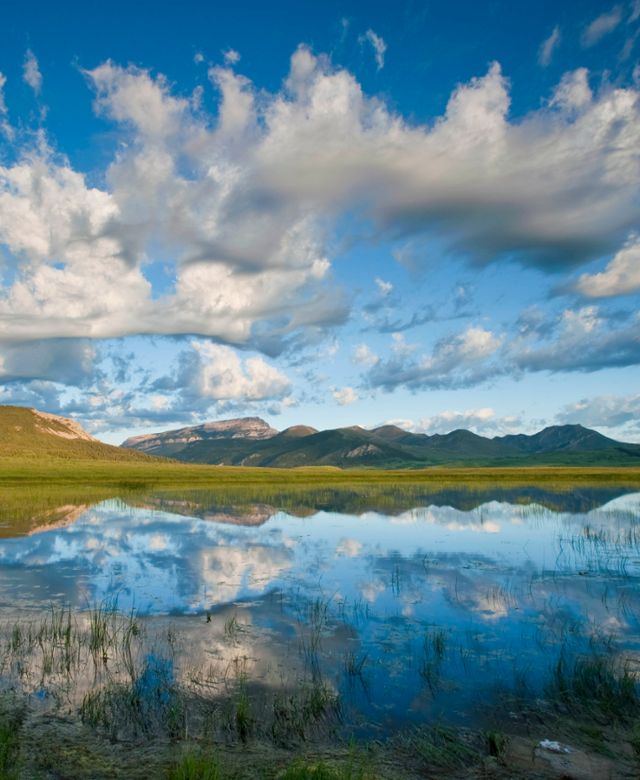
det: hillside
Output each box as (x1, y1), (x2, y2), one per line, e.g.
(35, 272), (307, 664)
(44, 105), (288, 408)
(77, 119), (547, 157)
(121, 417), (640, 468)
(0, 406), (157, 462)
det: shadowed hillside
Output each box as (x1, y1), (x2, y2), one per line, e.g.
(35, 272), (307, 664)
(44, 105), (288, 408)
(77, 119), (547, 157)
(122, 417), (640, 468)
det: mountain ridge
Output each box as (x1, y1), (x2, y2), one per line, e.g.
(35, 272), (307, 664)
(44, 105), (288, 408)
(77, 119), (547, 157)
(120, 417), (640, 468)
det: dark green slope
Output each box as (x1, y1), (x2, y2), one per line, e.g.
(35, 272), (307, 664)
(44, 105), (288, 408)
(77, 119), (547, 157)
(497, 424), (626, 454)
(122, 417), (640, 468)
(172, 426), (423, 468)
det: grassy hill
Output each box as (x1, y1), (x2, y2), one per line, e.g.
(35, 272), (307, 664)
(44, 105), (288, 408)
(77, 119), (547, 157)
(0, 406), (157, 462)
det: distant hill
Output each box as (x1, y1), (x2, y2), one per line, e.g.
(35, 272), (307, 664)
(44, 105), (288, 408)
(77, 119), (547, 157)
(123, 417), (277, 458)
(0, 406), (156, 462)
(121, 417), (640, 468)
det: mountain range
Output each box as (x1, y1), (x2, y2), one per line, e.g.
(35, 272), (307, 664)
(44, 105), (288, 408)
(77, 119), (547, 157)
(1, 405), (637, 469)
(121, 417), (640, 468)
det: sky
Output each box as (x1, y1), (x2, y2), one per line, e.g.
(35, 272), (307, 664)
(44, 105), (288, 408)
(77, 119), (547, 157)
(0, 0), (640, 445)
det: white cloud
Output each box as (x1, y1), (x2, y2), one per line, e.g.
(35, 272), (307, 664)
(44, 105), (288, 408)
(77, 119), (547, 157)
(549, 68), (592, 110)
(333, 386), (358, 405)
(631, 1), (640, 23)
(0, 73), (7, 114)
(367, 326), (502, 391)
(575, 235), (640, 297)
(223, 48), (241, 65)
(188, 342), (291, 402)
(508, 305), (640, 374)
(374, 277), (393, 295)
(538, 26), (561, 66)
(88, 61), (189, 140)
(582, 7), (623, 47)
(557, 393), (640, 435)
(403, 408), (523, 436)
(190, 84), (204, 110)
(0, 51), (640, 360)
(194, 52), (205, 64)
(23, 50), (42, 95)
(352, 344), (379, 367)
(361, 29), (387, 70)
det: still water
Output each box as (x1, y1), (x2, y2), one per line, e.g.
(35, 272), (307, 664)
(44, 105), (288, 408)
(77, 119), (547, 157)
(0, 486), (639, 735)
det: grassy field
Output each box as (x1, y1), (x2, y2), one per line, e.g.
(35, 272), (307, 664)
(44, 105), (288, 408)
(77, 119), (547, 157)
(3, 456), (640, 488)
(2, 457), (639, 536)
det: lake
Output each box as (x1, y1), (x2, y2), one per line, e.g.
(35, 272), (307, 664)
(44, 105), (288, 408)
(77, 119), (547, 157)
(0, 483), (639, 754)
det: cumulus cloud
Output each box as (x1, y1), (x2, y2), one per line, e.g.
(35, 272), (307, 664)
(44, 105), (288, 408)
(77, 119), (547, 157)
(575, 235), (640, 297)
(366, 326), (502, 391)
(23, 50), (42, 95)
(582, 7), (623, 47)
(223, 48), (241, 65)
(176, 342), (291, 403)
(0, 50), (639, 362)
(378, 408), (523, 435)
(352, 343), (379, 367)
(549, 68), (592, 110)
(538, 26), (561, 66)
(557, 393), (640, 431)
(360, 29), (387, 70)
(333, 386), (359, 405)
(363, 300), (640, 394)
(508, 305), (640, 373)
(150, 340), (292, 418)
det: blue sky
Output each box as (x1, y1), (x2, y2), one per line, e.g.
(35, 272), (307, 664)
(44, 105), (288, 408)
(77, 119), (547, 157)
(1, 0), (640, 444)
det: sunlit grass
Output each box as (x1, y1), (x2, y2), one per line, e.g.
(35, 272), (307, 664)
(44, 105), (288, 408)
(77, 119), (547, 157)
(2, 459), (640, 538)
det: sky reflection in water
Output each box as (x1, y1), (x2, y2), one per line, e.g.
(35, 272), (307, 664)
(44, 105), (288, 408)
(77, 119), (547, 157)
(1, 491), (639, 728)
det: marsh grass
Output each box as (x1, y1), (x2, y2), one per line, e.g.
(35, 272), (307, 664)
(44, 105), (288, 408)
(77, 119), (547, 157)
(418, 628), (448, 694)
(223, 614), (243, 643)
(546, 652), (639, 723)
(280, 757), (368, 780)
(2, 460), (640, 520)
(343, 652), (367, 681)
(400, 724), (480, 771)
(169, 748), (223, 780)
(0, 609), (638, 779)
(0, 697), (23, 780)
(483, 729), (509, 763)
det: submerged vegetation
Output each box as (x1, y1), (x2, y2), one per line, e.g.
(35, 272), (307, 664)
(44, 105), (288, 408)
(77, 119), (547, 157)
(0, 593), (638, 778)
(1, 468), (640, 776)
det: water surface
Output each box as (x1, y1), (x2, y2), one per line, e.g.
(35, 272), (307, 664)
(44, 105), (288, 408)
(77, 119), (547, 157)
(1, 486), (639, 734)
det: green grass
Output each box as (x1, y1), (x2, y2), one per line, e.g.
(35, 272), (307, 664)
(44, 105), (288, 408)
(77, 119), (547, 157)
(169, 750), (223, 780)
(0, 406), (155, 463)
(0, 698), (24, 780)
(401, 725), (480, 771)
(280, 758), (368, 780)
(547, 653), (639, 724)
(1, 459), (639, 539)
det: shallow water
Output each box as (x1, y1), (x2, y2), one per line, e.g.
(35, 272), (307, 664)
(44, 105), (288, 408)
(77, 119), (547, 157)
(1, 486), (639, 735)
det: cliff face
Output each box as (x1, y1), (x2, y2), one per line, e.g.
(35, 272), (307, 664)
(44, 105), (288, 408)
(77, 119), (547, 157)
(121, 417), (278, 454)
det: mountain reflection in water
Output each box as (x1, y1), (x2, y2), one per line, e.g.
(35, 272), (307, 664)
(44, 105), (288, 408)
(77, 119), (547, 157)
(0, 486), (639, 732)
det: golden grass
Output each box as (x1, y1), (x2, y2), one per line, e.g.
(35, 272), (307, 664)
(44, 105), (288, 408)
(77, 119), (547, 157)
(1, 457), (640, 488)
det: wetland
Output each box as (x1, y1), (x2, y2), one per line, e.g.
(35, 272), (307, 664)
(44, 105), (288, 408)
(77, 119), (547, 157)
(1, 478), (640, 778)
